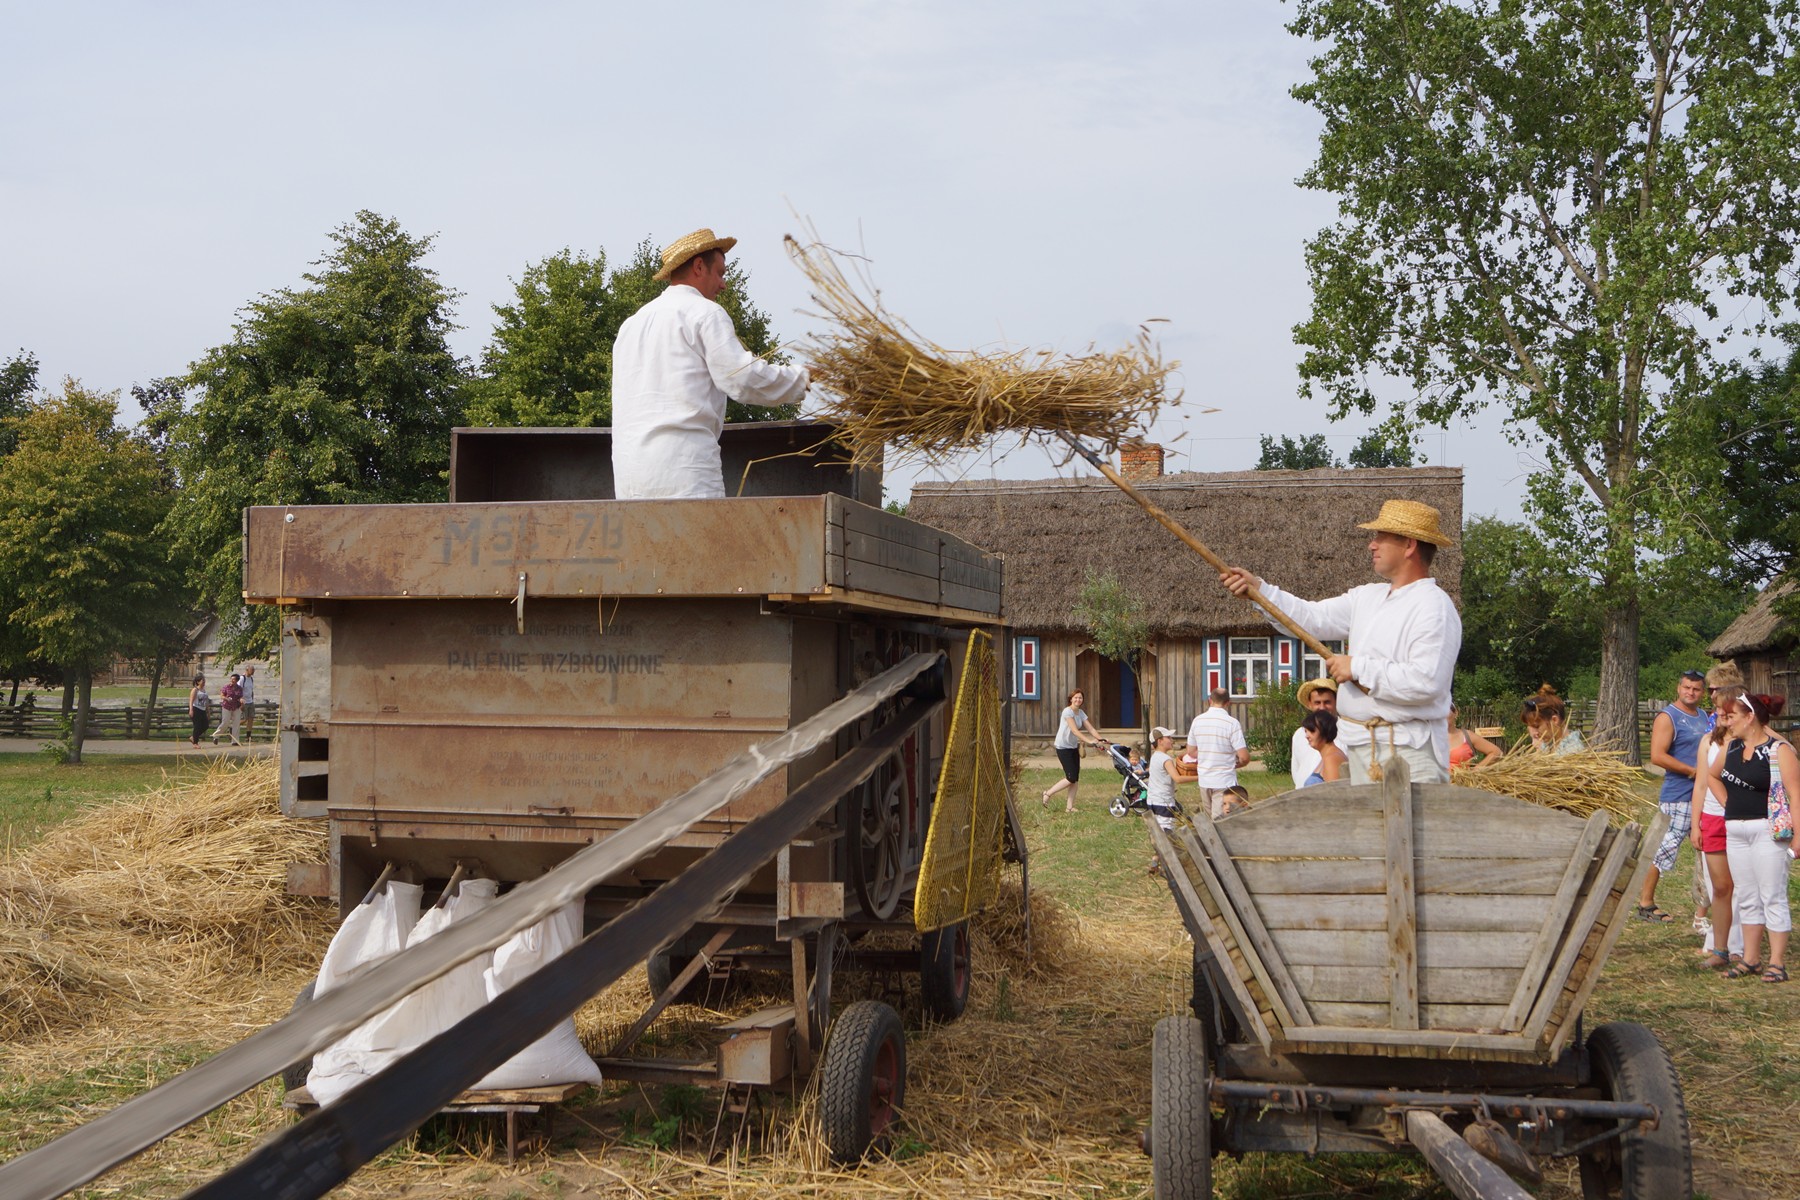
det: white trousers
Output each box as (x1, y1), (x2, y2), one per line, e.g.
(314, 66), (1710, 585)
(1346, 743), (1447, 786)
(1725, 819), (1793, 933)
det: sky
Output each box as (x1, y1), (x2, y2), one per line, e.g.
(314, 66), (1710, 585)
(1, 0), (1543, 517)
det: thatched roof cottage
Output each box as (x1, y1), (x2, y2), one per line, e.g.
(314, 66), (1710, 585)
(909, 449), (1463, 740)
(1708, 577), (1798, 702)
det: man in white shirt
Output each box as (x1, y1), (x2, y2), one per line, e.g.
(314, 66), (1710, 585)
(611, 229), (810, 499)
(1220, 500), (1460, 784)
(1187, 689), (1250, 819)
(1289, 677), (1338, 789)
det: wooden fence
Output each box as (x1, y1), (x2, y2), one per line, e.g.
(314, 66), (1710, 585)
(0, 701), (279, 743)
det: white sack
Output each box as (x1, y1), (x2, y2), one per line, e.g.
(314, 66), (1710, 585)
(305, 882), (423, 1105)
(472, 900), (603, 1090)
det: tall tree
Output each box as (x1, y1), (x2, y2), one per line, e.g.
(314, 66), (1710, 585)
(465, 238), (795, 428)
(1288, 0), (1800, 758)
(1347, 419), (1417, 468)
(1074, 569), (1153, 740)
(0, 381), (181, 761)
(0, 350), (43, 698)
(1255, 432), (1339, 470)
(165, 211), (468, 658)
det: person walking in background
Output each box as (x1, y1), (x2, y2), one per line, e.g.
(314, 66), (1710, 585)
(213, 673), (245, 746)
(186, 675), (210, 748)
(1188, 688), (1250, 818)
(1446, 704), (1500, 768)
(1703, 692), (1797, 982)
(1299, 711), (1347, 785)
(1636, 670), (1710, 924)
(1042, 689), (1108, 813)
(1289, 678), (1338, 789)
(238, 664), (256, 739)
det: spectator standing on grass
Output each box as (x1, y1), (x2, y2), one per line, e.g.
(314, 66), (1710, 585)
(1041, 689), (1108, 813)
(1696, 681), (1745, 968)
(1289, 678), (1338, 789)
(1636, 670), (1710, 924)
(186, 675), (210, 747)
(214, 673), (244, 746)
(1187, 688), (1250, 818)
(1703, 692), (1797, 983)
(238, 665), (256, 738)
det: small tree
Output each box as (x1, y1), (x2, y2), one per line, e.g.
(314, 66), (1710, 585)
(1255, 433), (1340, 470)
(1073, 570), (1153, 742)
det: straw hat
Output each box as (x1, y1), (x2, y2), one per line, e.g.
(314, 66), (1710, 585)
(653, 228), (738, 282)
(1357, 499), (1454, 547)
(1705, 659), (1744, 689)
(1296, 677), (1338, 707)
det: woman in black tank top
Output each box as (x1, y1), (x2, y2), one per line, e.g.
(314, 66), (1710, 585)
(1701, 693), (1797, 982)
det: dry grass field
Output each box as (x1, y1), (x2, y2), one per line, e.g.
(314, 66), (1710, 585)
(0, 759), (1792, 1198)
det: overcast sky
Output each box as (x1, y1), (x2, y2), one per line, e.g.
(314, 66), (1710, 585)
(2, 1), (1540, 517)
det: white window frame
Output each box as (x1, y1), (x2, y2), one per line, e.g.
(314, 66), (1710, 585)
(1300, 640), (1346, 683)
(1227, 637), (1272, 699)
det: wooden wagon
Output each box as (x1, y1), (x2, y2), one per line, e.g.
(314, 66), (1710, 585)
(1147, 757), (1691, 1200)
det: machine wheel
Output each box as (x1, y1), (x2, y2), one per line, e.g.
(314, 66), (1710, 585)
(919, 921), (971, 1021)
(645, 950), (710, 1006)
(279, 981), (316, 1092)
(820, 1000), (906, 1164)
(1150, 1015), (1212, 1200)
(1578, 1022), (1692, 1200)
(849, 758), (908, 921)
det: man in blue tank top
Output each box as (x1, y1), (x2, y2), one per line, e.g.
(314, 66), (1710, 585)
(1636, 670), (1710, 922)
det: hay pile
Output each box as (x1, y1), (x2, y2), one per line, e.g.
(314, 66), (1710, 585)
(1453, 748), (1655, 825)
(0, 759), (327, 1043)
(785, 232), (1177, 468)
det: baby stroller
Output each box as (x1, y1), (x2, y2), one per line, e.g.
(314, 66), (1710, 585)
(1106, 743), (1184, 822)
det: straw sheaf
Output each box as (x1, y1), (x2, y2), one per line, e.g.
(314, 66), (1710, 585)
(0, 759), (327, 1042)
(784, 232), (1177, 467)
(910, 466), (1464, 636)
(1451, 747), (1655, 825)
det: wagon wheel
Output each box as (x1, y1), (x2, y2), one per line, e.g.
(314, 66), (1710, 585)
(1578, 1022), (1692, 1200)
(820, 1000), (906, 1164)
(1150, 1015), (1212, 1200)
(919, 920), (971, 1022)
(850, 756), (909, 920)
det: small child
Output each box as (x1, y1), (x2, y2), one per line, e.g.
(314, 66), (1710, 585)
(1126, 746), (1150, 780)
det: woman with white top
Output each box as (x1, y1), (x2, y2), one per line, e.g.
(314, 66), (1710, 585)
(1695, 684), (1743, 968)
(1702, 692), (1797, 983)
(1042, 689), (1108, 814)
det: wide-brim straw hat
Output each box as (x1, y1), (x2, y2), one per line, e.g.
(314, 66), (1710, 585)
(654, 228), (738, 282)
(1357, 499), (1454, 547)
(1705, 659), (1745, 689)
(1296, 677), (1338, 707)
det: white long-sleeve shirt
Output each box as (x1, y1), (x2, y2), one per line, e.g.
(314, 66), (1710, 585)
(1258, 578), (1461, 768)
(611, 284), (809, 499)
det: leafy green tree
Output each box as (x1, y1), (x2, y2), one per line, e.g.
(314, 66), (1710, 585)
(465, 238), (795, 429)
(0, 350), (38, 458)
(165, 211), (468, 658)
(1074, 569), (1153, 740)
(1456, 517), (1599, 696)
(1288, 0), (1800, 757)
(1254, 433), (1339, 470)
(0, 381), (183, 761)
(1347, 419), (1416, 469)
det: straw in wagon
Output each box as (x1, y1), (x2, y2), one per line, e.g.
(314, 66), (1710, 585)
(612, 227), (811, 499)
(1219, 500), (1460, 784)
(1449, 748), (1653, 825)
(782, 231), (1177, 469)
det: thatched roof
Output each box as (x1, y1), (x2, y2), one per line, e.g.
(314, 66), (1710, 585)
(1708, 578), (1798, 658)
(909, 466), (1463, 637)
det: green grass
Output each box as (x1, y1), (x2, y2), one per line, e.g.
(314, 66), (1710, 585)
(0, 753), (213, 850)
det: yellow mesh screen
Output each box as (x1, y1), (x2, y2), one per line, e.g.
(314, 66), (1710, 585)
(914, 630), (1011, 932)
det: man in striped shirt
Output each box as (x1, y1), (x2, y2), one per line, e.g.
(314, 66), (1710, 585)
(1186, 689), (1250, 819)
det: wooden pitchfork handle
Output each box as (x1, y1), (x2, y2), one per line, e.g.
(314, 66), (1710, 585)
(1056, 432), (1337, 662)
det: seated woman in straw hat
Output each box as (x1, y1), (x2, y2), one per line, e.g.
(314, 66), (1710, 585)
(611, 228), (810, 500)
(1219, 499), (1461, 784)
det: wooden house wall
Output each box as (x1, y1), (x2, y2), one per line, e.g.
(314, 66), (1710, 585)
(1011, 632), (1283, 741)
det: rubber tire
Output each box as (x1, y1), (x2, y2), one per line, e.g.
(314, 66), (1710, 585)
(645, 950), (709, 1006)
(820, 1000), (906, 1164)
(919, 921), (972, 1022)
(1150, 1015), (1212, 1200)
(1579, 1022), (1692, 1200)
(279, 981), (316, 1093)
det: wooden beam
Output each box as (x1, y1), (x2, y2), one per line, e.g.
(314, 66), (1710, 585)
(1180, 821), (1313, 1028)
(1382, 756), (1419, 1030)
(1500, 811), (1609, 1030)
(1147, 818), (1274, 1052)
(607, 927), (735, 1058)
(1404, 1110), (1535, 1200)
(1524, 821), (1643, 1042)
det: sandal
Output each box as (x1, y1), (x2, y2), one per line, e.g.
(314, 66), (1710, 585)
(1723, 960), (1764, 980)
(1633, 904), (1676, 923)
(1699, 948), (1733, 970)
(1762, 964), (1789, 983)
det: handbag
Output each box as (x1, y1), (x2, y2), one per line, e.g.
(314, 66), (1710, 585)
(1771, 769), (1794, 842)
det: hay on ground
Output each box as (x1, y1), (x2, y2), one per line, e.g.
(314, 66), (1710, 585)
(1452, 747), (1655, 825)
(785, 231), (1177, 468)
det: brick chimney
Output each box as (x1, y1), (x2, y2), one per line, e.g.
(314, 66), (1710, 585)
(1119, 441), (1164, 482)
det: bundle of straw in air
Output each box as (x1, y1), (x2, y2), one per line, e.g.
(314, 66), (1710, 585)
(1452, 747), (1654, 825)
(784, 231), (1177, 468)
